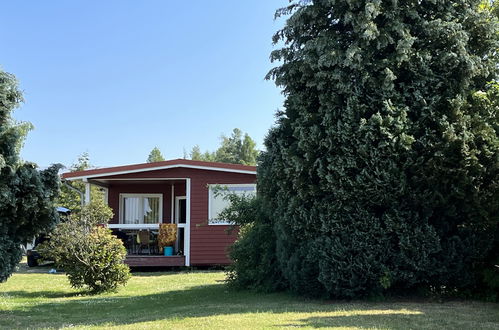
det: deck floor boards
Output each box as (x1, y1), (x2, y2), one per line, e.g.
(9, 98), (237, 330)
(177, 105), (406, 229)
(125, 255), (185, 267)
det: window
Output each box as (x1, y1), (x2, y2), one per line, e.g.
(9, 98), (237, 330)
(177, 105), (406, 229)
(208, 184), (256, 225)
(120, 194), (163, 224)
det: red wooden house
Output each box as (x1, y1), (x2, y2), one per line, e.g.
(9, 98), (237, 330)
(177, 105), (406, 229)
(61, 159), (256, 267)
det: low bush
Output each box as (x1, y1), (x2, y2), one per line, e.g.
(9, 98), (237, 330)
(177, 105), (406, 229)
(217, 193), (286, 292)
(38, 200), (130, 293)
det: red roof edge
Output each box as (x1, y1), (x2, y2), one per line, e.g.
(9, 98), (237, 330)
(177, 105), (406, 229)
(61, 158), (257, 179)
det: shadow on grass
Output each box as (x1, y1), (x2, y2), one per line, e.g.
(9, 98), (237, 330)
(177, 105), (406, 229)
(281, 313), (424, 328)
(0, 283), (425, 329)
(1, 283), (496, 329)
(2, 290), (82, 299)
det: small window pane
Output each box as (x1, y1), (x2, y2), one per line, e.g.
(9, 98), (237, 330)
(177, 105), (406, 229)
(143, 197), (160, 224)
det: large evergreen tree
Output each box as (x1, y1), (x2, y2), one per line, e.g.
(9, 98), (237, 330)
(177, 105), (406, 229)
(0, 69), (61, 281)
(232, 1), (499, 298)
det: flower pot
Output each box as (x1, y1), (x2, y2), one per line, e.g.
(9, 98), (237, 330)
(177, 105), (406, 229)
(164, 246), (174, 256)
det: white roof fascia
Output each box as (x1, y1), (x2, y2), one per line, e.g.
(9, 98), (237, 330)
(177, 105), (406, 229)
(64, 164), (257, 181)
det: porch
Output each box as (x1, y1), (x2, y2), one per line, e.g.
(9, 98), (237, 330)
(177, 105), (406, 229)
(86, 177), (191, 267)
(112, 226), (187, 267)
(111, 226), (185, 256)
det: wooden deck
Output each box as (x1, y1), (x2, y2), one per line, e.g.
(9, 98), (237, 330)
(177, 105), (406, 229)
(125, 255), (185, 267)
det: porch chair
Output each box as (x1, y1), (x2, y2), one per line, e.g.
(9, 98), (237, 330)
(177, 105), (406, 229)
(137, 230), (152, 255)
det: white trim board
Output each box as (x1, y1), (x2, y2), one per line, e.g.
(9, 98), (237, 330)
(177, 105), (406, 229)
(64, 164), (256, 181)
(108, 224), (159, 230)
(88, 178), (188, 181)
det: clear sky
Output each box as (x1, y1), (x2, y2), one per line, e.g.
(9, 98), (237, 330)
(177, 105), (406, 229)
(1, 1), (287, 168)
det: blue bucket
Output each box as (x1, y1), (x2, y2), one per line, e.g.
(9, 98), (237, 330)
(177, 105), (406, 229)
(164, 246), (173, 256)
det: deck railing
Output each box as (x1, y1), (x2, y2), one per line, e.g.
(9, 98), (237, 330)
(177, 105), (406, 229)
(109, 222), (185, 256)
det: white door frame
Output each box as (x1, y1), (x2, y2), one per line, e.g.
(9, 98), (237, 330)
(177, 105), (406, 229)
(175, 196), (187, 224)
(175, 196), (187, 255)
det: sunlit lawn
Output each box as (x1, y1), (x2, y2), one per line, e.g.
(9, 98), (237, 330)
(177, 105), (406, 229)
(0, 262), (498, 329)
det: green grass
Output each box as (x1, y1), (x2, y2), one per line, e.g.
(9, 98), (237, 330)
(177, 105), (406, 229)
(1, 262), (498, 329)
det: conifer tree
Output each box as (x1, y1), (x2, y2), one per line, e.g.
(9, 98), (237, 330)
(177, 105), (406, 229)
(147, 147), (165, 163)
(237, 0), (499, 297)
(0, 69), (60, 281)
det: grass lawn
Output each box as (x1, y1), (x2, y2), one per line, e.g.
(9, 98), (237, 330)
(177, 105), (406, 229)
(1, 262), (498, 329)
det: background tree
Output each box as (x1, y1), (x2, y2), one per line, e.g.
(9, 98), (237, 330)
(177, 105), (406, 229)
(190, 145), (216, 162)
(0, 69), (61, 282)
(215, 128), (259, 165)
(57, 152), (103, 215)
(189, 128), (259, 165)
(230, 1), (499, 299)
(147, 147), (165, 163)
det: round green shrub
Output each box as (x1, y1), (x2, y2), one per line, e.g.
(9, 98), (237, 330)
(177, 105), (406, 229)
(64, 226), (130, 293)
(39, 201), (130, 293)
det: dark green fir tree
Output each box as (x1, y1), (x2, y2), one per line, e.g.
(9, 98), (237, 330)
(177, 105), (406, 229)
(230, 0), (499, 298)
(0, 69), (61, 282)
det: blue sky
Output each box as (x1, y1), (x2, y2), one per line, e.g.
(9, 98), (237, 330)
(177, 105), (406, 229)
(1, 1), (287, 168)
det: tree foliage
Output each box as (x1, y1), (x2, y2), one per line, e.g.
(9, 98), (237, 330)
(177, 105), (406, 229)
(230, 1), (499, 299)
(57, 152), (103, 215)
(0, 69), (61, 282)
(190, 128), (259, 165)
(219, 193), (285, 292)
(38, 199), (130, 293)
(190, 145), (215, 162)
(147, 147), (165, 163)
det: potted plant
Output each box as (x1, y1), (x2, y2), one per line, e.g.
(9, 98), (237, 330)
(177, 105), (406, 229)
(158, 223), (177, 256)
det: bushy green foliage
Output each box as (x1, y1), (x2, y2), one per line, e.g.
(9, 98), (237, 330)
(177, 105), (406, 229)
(231, 1), (499, 299)
(0, 69), (61, 282)
(39, 200), (130, 293)
(218, 193), (285, 292)
(190, 128), (259, 165)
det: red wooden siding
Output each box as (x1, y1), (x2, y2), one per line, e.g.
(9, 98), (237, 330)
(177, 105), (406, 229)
(102, 167), (256, 266)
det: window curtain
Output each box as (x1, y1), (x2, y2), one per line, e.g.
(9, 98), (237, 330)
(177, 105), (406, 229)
(123, 196), (161, 224)
(123, 197), (140, 224)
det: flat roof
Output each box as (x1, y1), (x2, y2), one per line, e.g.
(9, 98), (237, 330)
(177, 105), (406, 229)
(61, 158), (257, 180)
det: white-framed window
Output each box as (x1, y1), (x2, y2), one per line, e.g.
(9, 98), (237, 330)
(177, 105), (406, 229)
(208, 184), (256, 225)
(119, 193), (163, 224)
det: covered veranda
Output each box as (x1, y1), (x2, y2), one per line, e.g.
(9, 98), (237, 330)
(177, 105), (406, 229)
(78, 176), (191, 267)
